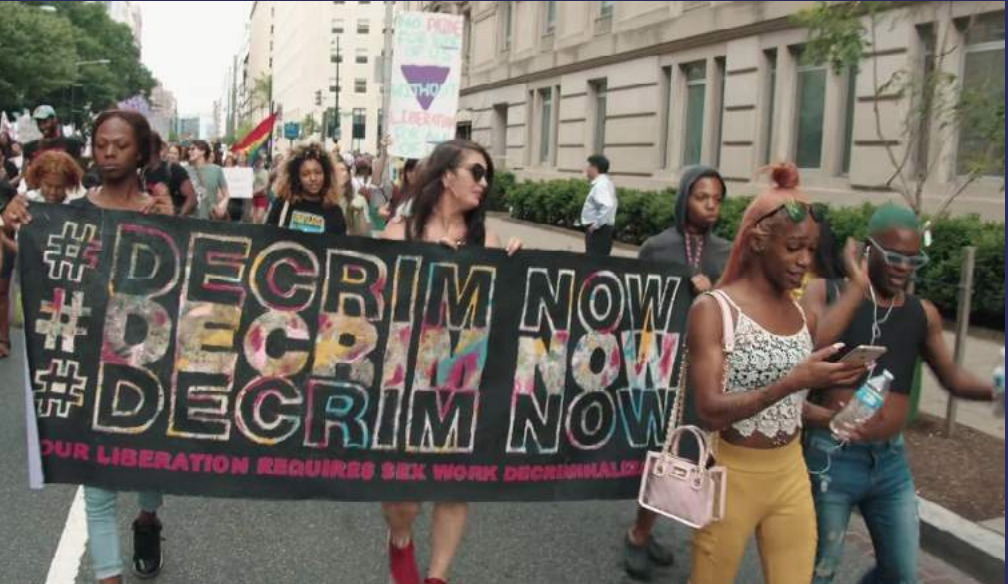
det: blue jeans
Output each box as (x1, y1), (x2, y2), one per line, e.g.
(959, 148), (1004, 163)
(804, 429), (919, 584)
(83, 486), (163, 579)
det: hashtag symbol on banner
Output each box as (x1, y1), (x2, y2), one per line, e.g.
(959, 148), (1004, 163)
(35, 288), (91, 353)
(43, 222), (99, 282)
(33, 358), (87, 419)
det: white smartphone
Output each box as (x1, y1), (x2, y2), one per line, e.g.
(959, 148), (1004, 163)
(837, 345), (888, 366)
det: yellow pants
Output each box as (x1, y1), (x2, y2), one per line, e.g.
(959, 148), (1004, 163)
(691, 437), (816, 584)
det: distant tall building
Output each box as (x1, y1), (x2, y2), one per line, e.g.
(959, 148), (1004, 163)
(149, 84), (177, 139)
(243, 0), (392, 154)
(101, 1), (142, 50)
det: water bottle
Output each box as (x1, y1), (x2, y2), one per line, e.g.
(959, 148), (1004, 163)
(830, 370), (895, 437)
(993, 348), (1005, 418)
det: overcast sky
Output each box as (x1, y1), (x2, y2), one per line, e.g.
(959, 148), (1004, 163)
(140, 1), (252, 118)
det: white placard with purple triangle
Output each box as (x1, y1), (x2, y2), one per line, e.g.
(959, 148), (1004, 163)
(388, 11), (463, 160)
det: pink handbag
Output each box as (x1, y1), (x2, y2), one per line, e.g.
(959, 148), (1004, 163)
(637, 291), (735, 529)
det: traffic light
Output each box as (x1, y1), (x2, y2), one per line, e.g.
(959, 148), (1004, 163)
(315, 90), (322, 106)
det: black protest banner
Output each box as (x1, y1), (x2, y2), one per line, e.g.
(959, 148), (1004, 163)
(20, 204), (692, 501)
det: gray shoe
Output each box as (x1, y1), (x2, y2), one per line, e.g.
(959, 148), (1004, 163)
(646, 535), (675, 567)
(623, 534), (653, 581)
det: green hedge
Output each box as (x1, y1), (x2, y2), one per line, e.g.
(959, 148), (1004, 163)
(493, 172), (1005, 328)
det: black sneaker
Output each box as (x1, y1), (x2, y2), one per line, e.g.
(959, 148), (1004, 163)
(623, 533), (652, 581)
(645, 535), (675, 567)
(132, 520), (164, 579)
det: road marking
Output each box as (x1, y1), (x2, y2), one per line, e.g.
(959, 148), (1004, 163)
(45, 486), (86, 584)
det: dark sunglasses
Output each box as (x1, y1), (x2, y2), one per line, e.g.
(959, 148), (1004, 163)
(755, 200), (827, 226)
(867, 237), (929, 270)
(464, 163), (488, 184)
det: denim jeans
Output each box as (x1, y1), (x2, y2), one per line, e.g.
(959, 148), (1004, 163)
(83, 486), (163, 579)
(804, 428), (919, 584)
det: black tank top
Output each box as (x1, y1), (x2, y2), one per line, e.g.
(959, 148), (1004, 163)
(826, 279), (927, 395)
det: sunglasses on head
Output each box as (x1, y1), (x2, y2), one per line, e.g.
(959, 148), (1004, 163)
(867, 237), (929, 270)
(465, 163), (487, 184)
(755, 200), (827, 226)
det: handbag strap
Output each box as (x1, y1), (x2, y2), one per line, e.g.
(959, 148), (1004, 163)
(708, 290), (737, 354)
(278, 200), (291, 227)
(662, 289), (738, 458)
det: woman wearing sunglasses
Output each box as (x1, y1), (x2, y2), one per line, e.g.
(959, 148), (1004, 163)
(380, 139), (520, 584)
(687, 163), (868, 584)
(801, 203), (998, 584)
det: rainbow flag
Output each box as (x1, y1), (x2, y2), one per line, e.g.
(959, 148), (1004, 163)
(232, 113), (277, 161)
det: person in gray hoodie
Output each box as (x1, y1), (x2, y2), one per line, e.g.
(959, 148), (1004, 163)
(638, 165), (730, 295)
(623, 165), (729, 580)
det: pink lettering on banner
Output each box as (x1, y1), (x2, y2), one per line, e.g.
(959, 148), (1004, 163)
(91, 446), (250, 475)
(502, 460), (642, 483)
(40, 439), (91, 462)
(255, 457), (376, 481)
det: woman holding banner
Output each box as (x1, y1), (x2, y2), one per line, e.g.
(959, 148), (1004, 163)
(2, 109), (172, 583)
(684, 163), (868, 584)
(380, 139), (521, 584)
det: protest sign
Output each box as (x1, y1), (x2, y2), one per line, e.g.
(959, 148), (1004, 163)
(222, 167), (254, 199)
(388, 12), (463, 159)
(20, 205), (692, 501)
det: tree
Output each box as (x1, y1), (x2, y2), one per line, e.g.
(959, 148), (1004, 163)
(794, 1), (1005, 220)
(0, 3), (78, 113)
(0, 2), (155, 132)
(301, 114), (319, 139)
(226, 119), (256, 146)
(249, 73), (272, 116)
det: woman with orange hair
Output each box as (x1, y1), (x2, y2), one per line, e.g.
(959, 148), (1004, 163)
(24, 149), (84, 204)
(0, 150), (84, 357)
(686, 163), (869, 584)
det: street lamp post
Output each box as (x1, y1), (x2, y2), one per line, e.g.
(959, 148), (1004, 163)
(71, 59), (111, 135)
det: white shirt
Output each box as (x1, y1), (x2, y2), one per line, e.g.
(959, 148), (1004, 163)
(580, 173), (617, 227)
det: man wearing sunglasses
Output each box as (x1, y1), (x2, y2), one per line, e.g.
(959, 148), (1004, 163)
(800, 204), (998, 584)
(580, 154), (617, 256)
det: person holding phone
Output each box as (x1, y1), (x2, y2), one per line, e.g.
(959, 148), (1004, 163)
(801, 204), (999, 584)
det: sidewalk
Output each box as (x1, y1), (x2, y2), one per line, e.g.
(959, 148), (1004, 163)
(488, 214), (1006, 440)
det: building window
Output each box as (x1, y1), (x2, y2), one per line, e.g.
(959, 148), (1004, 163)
(713, 57), (726, 167)
(545, 1), (557, 34)
(332, 18), (344, 33)
(352, 108), (366, 151)
(794, 50), (827, 169)
(660, 66), (673, 168)
(915, 24), (936, 176)
(501, 1), (512, 50)
(761, 50), (778, 165)
(492, 103), (508, 157)
(590, 80), (607, 155)
(683, 61), (706, 166)
(841, 66), (857, 174)
(358, 19), (370, 34)
(356, 48), (368, 64)
(456, 121), (472, 141)
(600, 0), (614, 18)
(957, 11), (1005, 176)
(683, 1), (710, 11)
(539, 87), (554, 164)
(377, 108), (383, 145)
(355, 78), (367, 93)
